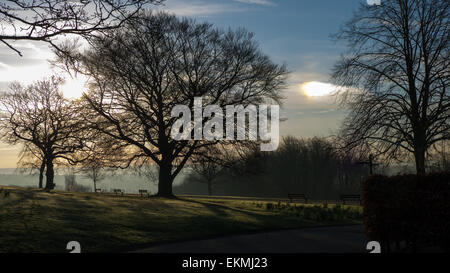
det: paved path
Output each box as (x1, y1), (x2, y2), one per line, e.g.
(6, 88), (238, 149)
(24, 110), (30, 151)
(132, 225), (368, 253)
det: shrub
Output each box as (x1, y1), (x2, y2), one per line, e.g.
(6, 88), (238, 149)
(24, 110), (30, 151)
(265, 203), (274, 210)
(362, 172), (450, 252)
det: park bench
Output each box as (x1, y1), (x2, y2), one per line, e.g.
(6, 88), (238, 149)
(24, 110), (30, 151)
(340, 194), (361, 205)
(287, 193), (308, 203)
(139, 189), (150, 198)
(0, 188), (10, 198)
(95, 188), (102, 193)
(113, 189), (124, 196)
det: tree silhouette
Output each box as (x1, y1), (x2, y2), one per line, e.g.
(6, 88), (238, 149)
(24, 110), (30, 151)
(79, 149), (108, 192)
(0, 0), (163, 56)
(76, 138), (124, 192)
(332, 0), (449, 174)
(58, 12), (288, 197)
(188, 146), (226, 196)
(0, 77), (88, 190)
(177, 136), (366, 199)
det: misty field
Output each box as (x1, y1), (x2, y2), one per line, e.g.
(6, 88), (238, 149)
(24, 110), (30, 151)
(0, 186), (362, 253)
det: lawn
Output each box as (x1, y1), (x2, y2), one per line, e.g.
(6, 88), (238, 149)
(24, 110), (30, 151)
(0, 186), (362, 253)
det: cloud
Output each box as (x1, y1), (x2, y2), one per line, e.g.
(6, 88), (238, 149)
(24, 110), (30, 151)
(234, 0), (276, 6)
(0, 63), (54, 85)
(279, 108), (347, 138)
(0, 62), (11, 69)
(0, 40), (59, 90)
(0, 40), (53, 68)
(158, 0), (246, 16)
(156, 0), (276, 17)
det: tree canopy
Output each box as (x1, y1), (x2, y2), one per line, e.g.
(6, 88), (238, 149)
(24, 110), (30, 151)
(332, 0), (449, 174)
(58, 12), (288, 197)
(0, 0), (163, 56)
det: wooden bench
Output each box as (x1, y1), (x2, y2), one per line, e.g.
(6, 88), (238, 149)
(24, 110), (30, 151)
(95, 189), (102, 193)
(0, 188), (10, 198)
(340, 194), (361, 205)
(139, 189), (150, 198)
(113, 189), (124, 196)
(287, 193), (308, 203)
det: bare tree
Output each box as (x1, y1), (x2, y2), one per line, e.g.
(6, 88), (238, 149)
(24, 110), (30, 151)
(64, 170), (90, 192)
(58, 12), (288, 197)
(189, 146), (225, 196)
(17, 143), (46, 188)
(76, 136), (125, 192)
(134, 161), (159, 185)
(79, 149), (108, 192)
(332, 0), (449, 174)
(0, 0), (163, 56)
(0, 77), (88, 190)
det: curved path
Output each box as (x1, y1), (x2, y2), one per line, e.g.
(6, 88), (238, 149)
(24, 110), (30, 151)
(131, 225), (368, 253)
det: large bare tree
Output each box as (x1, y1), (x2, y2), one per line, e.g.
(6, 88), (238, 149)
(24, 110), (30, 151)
(0, 0), (162, 56)
(332, 0), (449, 174)
(0, 77), (88, 189)
(59, 12), (288, 197)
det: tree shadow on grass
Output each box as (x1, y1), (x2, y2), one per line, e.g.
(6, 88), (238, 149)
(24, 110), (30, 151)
(177, 197), (264, 217)
(1, 190), (311, 252)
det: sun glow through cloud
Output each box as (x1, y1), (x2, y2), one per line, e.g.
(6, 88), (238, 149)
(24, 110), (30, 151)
(301, 81), (337, 97)
(60, 76), (87, 99)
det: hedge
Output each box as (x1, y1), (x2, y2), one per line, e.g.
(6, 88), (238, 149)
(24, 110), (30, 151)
(362, 173), (450, 252)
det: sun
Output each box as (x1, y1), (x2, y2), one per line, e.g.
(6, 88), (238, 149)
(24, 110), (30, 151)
(60, 76), (87, 99)
(301, 81), (336, 97)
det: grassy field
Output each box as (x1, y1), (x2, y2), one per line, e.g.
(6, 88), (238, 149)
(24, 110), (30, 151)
(0, 186), (363, 253)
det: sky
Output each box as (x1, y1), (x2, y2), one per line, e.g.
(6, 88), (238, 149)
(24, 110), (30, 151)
(0, 0), (369, 168)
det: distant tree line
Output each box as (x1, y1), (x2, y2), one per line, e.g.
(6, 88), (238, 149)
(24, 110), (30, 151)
(178, 136), (368, 200)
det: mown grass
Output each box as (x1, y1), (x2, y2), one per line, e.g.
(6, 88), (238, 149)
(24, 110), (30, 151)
(0, 186), (362, 253)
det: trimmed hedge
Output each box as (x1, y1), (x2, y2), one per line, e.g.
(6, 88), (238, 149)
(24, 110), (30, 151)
(362, 173), (450, 252)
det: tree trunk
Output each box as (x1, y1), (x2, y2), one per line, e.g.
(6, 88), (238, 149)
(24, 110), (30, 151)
(44, 159), (55, 190)
(93, 179), (97, 192)
(413, 122), (427, 175)
(38, 161), (45, 189)
(414, 146), (426, 175)
(156, 163), (175, 198)
(207, 179), (212, 196)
